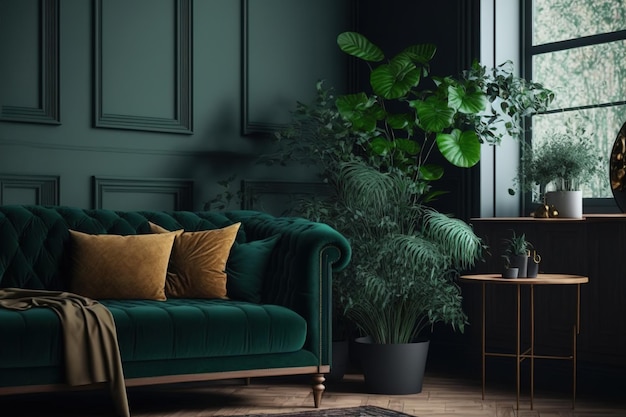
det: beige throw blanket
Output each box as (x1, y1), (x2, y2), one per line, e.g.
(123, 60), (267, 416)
(0, 288), (130, 417)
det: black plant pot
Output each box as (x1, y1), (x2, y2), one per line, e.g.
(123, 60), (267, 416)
(354, 336), (430, 395)
(327, 340), (349, 381)
(527, 258), (540, 278)
(510, 254), (529, 277)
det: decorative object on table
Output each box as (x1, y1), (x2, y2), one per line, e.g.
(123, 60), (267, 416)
(526, 250), (541, 278)
(531, 201), (559, 218)
(610, 120), (626, 212)
(511, 116), (604, 218)
(546, 190), (582, 218)
(502, 266), (519, 279)
(501, 230), (533, 278)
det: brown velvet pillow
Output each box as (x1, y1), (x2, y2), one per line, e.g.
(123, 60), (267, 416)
(149, 221), (241, 298)
(69, 229), (179, 300)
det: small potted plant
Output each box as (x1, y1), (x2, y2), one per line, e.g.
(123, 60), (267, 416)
(511, 117), (604, 218)
(501, 230), (533, 278)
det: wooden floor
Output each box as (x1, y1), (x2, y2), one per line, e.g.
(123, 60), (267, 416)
(2, 372), (625, 417)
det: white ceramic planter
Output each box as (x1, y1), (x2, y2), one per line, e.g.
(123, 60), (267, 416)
(545, 190), (583, 218)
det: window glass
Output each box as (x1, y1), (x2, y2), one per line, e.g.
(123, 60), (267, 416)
(533, 0), (626, 45)
(533, 40), (626, 110)
(533, 106), (625, 199)
(528, 0), (626, 204)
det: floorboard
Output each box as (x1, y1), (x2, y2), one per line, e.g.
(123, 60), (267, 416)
(1, 372), (624, 417)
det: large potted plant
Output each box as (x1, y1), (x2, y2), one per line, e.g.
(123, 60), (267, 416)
(318, 161), (482, 394)
(264, 31), (553, 393)
(512, 117), (604, 218)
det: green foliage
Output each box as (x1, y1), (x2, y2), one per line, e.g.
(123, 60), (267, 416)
(501, 230), (533, 266)
(512, 116), (605, 197)
(461, 60), (555, 145)
(297, 161), (483, 343)
(261, 80), (366, 176)
(204, 174), (241, 211)
(333, 32), (554, 200)
(262, 31), (554, 344)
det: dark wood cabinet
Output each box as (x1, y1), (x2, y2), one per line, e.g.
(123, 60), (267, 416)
(440, 216), (626, 397)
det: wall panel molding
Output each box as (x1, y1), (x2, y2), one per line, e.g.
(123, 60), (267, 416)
(241, 0), (276, 136)
(242, 179), (331, 216)
(93, 0), (192, 134)
(241, 0), (350, 136)
(93, 177), (193, 211)
(0, 174), (60, 205)
(0, 0), (60, 124)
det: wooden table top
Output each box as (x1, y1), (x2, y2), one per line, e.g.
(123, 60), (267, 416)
(459, 273), (589, 285)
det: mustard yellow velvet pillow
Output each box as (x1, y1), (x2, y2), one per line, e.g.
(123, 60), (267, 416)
(69, 229), (179, 300)
(149, 222), (241, 298)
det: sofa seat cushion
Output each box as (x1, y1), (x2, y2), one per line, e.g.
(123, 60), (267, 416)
(0, 299), (307, 369)
(103, 299), (308, 361)
(0, 307), (63, 369)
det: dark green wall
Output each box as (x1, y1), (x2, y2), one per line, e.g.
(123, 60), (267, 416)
(0, 0), (480, 216)
(0, 0), (352, 210)
(352, 0), (481, 220)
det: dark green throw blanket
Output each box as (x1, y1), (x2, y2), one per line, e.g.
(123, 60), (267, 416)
(0, 288), (130, 417)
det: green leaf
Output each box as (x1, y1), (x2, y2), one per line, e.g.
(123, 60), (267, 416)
(419, 164), (444, 180)
(336, 93), (384, 132)
(448, 85), (489, 114)
(336, 93), (369, 119)
(423, 190), (449, 203)
(412, 97), (455, 133)
(337, 32), (384, 62)
(395, 138), (420, 155)
(386, 113), (411, 130)
(369, 137), (393, 156)
(401, 44), (437, 64)
(370, 57), (421, 99)
(436, 129), (481, 168)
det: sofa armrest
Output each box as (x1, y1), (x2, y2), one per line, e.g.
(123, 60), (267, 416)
(223, 210), (351, 366)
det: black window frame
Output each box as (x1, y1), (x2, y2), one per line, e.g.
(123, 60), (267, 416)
(521, 0), (626, 214)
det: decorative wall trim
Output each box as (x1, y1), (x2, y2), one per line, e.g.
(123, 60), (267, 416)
(92, 177), (194, 211)
(242, 179), (331, 215)
(93, 0), (193, 134)
(0, 174), (60, 205)
(0, 137), (255, 159)
(241, 0), (286, 136)
(0, 0), (60, 124)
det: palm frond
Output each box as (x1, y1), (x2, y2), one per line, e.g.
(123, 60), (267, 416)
(388, 233), (448, 270)
(421, 209), (483, 270)
(338, 162), (394, 211)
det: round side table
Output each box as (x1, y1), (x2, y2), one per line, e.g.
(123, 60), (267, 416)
(459, 273), (588, 410)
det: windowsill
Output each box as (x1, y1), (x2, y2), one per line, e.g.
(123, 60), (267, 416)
(471, 213), (626, 222)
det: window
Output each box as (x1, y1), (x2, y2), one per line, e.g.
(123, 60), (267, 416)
(524, 0), (626, 201)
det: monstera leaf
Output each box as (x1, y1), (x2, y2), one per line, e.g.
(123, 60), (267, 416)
(370, 55), (422, 99)
(412, 97), (456, 133)
(337, 32), (384, 62)
(436, 129), (481, 168)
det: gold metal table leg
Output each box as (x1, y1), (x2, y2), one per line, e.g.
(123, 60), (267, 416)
(516, 284), (521, 411)
(482, 282), (486, 401)
(573, 282), (581, 409)
(531, 284), (535, 410)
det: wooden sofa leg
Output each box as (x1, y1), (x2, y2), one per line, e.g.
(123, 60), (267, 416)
(312, 374), (326, 408)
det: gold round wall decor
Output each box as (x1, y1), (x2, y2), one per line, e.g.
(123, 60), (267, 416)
(610, 121), (626, 212)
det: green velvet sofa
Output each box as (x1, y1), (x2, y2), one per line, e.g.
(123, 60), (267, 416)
(0, 205), (351, 410)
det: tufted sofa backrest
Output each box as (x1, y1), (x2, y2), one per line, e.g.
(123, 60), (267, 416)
(0, 205), (245, 290)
